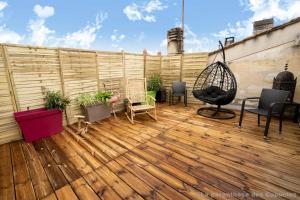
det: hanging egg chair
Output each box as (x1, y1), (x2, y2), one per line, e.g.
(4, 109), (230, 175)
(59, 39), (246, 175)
(192, 41), (237, 119)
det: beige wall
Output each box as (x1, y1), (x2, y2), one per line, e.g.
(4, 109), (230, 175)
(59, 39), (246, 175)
(209, 21), (300, 103)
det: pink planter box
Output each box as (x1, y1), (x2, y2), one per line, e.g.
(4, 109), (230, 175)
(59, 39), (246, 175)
(14, 108), (63, 142)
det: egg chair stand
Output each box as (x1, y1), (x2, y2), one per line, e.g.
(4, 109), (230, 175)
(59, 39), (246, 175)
(192, 41), (237, 119)
(197, 105), (236, 119)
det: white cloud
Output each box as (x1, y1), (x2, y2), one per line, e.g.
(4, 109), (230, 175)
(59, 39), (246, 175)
(33, 5), (54, 18)
(0, 2), (23, 44)
(184, 25), (216, 52)
(28, 5), (55, 45)
(0, 25), (23, 43)
(144, 0), (167, 13)
(28, 19), (55, 45)
(110, 29), (126, 50)
(110, 29), (125, 42)
(123, 4), (142, 21)
(143, 15), (156, 22)
(60, 13), (106, 48)
(0, 1), (7, 17)
(28, 3), (107, 48)
(0, 3), (106, 48)
(0, 1), (8, 11)
(123, 0), (167, 22)
(214, 0), (300, 40)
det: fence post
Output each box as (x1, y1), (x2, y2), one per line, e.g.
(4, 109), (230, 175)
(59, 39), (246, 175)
(95, 51), (100, 91)
(57, 49), (70, 125)
(157, 52), (162, 76)
(143, 49), (147, 79)
(2, 45), (20, 112)
(180, 53), (184, 82)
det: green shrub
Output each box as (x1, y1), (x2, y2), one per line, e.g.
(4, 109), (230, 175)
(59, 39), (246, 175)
(148, 73), (162, 92)
(95, 91), (113, 103)
(76, 93), (98, 107)
(45, 91), (70, 110)
(76, 91), (113, 106)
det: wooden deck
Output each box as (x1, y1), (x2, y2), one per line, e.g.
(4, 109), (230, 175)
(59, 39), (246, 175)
(1, 104), (300, 200)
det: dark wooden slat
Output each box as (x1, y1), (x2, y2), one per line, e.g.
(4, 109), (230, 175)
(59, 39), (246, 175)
(70, 177), (100, 200)
(11, 142), (36, 200)
(22, 142), (53, 199)
(106, 160), (167, 200)
(33, 140), (68, 190)
(55, 185), (78, 200)
(83, 171), (122, 200)
(0, 144), (15, 200)
(43, 138), (81, 182)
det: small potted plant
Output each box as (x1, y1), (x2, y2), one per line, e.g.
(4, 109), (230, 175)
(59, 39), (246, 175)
(76, 91), (113, 122)
(14, 91), (70, 142)
(148, 73), (166, 102)
(147, 73), (162, 99)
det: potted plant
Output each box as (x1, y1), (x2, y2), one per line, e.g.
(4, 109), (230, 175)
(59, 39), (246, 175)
(147, 73), (166, 102)
(14, 91), (70, 142)
(76, 91), (113, 122)
(147, 73), (162, 99)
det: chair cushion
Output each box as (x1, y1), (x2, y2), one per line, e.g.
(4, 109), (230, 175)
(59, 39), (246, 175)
(193, 86), (235, 105)
(131, 104), (155, 112)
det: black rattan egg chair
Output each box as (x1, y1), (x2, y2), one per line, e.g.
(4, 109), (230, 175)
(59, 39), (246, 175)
(192, 41), (237, 119)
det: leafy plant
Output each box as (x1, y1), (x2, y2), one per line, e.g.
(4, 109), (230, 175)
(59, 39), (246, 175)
(95, 91), (113, 103)
(76, 91), (113, 106)
(76, 93), (98, 107)
(45, 91), (70, 110)
(148, 73), (162, 92)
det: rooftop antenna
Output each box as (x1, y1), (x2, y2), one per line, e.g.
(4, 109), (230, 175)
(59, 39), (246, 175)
(181, 0), (184, 54)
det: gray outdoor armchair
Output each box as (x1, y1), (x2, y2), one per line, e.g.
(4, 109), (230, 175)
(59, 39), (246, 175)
(238, 88), (290, 137)
(169, 81), (187, 107)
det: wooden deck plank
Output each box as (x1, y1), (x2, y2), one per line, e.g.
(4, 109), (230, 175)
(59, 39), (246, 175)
(83, 171), (122, 200)
(0, 144), (15, 200)
(11, 142), (36, 200)
(21, 142), (53, 199)
(70, 177), (100, 200)
(2, 104), (300, 200)
(55, 185), (78, 200)
(43, 138), (81, 182)
(95, 165), (145, 200)
(106, 160), (167, 200)
(115, 155), (191, 200)
(33, 140), (68, 190)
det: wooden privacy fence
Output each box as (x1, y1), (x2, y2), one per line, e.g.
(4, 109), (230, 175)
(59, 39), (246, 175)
(0, 43), (208, 144)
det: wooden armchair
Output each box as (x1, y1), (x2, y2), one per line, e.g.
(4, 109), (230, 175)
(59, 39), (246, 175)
(125, 78), (157, 124)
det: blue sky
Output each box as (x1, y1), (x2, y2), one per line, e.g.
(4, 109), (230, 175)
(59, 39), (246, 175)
(0, 0), (299, 54)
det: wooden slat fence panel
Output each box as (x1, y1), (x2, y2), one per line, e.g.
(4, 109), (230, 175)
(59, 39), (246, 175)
(160, 55), (181, 100)
(0, 47), (21, 144)
(97, 52), (125, 111)
(145, 54), (161, 80)
(60, 50), (98, 124)
(7, 46), (62, 110)
(124, 53), (144, 79)
(182, 53), (209, 104)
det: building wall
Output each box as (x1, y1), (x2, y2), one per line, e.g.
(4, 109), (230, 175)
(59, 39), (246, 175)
(208, 21), (300, 103)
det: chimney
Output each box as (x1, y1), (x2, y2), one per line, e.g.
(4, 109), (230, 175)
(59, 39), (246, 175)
(224, 37), (235, 47)
(167, 27), (183, 55)
(253, 18), (274, 35)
